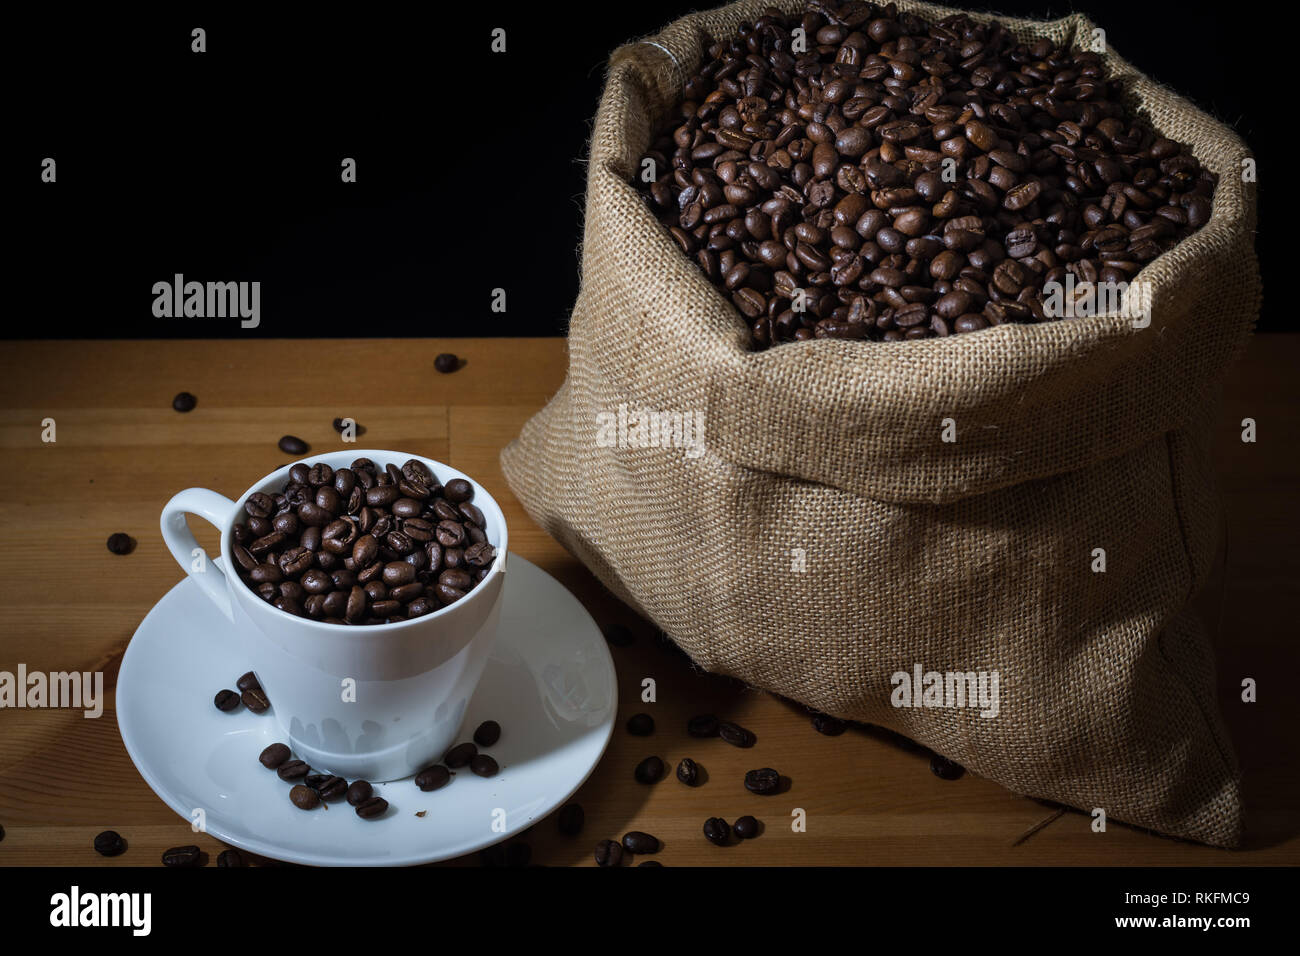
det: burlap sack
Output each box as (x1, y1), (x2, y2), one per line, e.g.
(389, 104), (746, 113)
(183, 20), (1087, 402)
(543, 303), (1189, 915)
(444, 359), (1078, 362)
(501, 0), (1259, 846)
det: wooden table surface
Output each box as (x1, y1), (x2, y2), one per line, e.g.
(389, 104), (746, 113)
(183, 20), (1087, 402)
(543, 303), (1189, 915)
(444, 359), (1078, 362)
(0, 337), (1296, 867)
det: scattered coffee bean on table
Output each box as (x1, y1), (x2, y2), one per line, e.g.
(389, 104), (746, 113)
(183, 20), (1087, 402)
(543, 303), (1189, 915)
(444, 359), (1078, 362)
(687, 714), (720, 738)
(347, 780), (374, 805)
(0, 824), (5, 842)
(470, 754), (499, 778)
(241, 688), (270, 714)
(594, 839), (624, 867)
(332, 418), (357, 434)
(277, 759), (310, 781)
(213, 689), (240, 712)
(622, 831), (660, 854)
(718, 721), (756, 748)
(278, 435), (309, 455)
(744, 768), (782, 795)
(415, 766), (451, 792)
(236, 671), (260, 692)
(634, 755), (665, 784)
(626, 713), (655, 736)
(930, 754), (966, 780)
(639, 860), (664, 867)
(473, 720), (501, 747)
(172, 391), (197, 412)
(217, 848), (246, 867)
(290, 785), (321, 810)
(259, 743), (290, 769)
(636, 0), (1217, 348)
(676, 757), (700, 786)
(355, 796), (388, 819)
(558, 803), (585, 836)
(811, 712), (847, 736)
(93, 830), (126, 857)
(444, 742), (477, 768)
(106, 533), (134, 555)
(703, 817), (731, 846)
(161, 845), (202, 867)
(434, 353), (460, 373)
(733, 815), (760, 840)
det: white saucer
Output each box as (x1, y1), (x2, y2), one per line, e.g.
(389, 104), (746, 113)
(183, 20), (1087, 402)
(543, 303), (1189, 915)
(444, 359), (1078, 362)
(117, 553), (616, 866)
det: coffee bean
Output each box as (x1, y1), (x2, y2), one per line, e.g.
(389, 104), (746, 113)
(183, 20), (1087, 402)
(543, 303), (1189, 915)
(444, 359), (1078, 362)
(347, 780), (374, 805)
(355, 797), (389, 819)
(278, 436), (309, 455)
(277, 759), (309, 781)
(444, 742), (477, 768)
(213, 689), (240, 712)
(505, 843), (532, 867)
(626, 713), (655, 736)
(470, 754), (499, 778)
(241, 688), (270, 714)
(290, 785), (320, 810)
(733, 815), (759, 840)
(236, 671), (260, 692)
(415, 766), (451, 792)
(703, 818), (731, 846)
(811, 713), (847, 736)
(106, 533), (134, 555)
(93, 830), (126, 857)
(435, 353), (459, 373)
(718, 721), (756, 748)
(594, 839), (624, 867)
(473, 720), (501, 747)
(172, 391), (197, 412)
(558, 803), (585, 836)
(930, 754), (966, 780)
(479, 844), (507, 867)
(217, 848), (246, 867)
(312, 775), (347, 800)
(744, 767), (781, 795)
(622, 831), (660, 854)
(676, 757), (700, 786)
(161, 845), (202, 867)
(604, 624), (634, 647)
(0, 824), (5, 842)
(259, 743), (290, 769)
(685, 714), (720, 738)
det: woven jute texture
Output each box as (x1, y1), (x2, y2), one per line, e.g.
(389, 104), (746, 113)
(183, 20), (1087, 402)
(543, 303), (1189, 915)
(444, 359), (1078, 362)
(501, 0), (1258, 846)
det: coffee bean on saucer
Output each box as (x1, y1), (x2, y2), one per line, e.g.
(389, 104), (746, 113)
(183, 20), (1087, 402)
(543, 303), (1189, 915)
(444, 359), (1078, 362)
(718, 721), (756, 748)
(259, 743), (290, 769)
(622, 831), (659, 854)
(434, 353), (459, 373)
(744, 768), (781, 795)
(312, 775), (347, 800)
(811, 712), (847, 736)
(106, 533), (134, 555)
(277, 759), (309, 781)
(355, 796), (388, 819)
(594, 839), (623, 867)
(703, 817), (731, 846)
(241, 688), (270, 714)
(93, 830), (126, 857)
(444, 742), (477, 768)
(557, 803), (584, 836)
(930, 755), (966, 780)
(415, 766), (451, 792)
(217, 848), (246, 867)
(733, 815), (759, 840)
(676, 757), (700, 786)
(172, 391), (197, 412)
(603, 624), (634, 647)
(473, 720), (501, 747)
(469, 754), (499, 778)
(505, 843), (532, 867)
(290, 785), (320, 810)
(626, 713), (655, 736)
(161, 845), (202, 867)
(214, 689), (240, 712)
(347, 781), (374, 805)
(236, 671), (261, 692)
(638, 860), (663, 867)
(634, 756), (664, 784)
(278, 435), (308, 455)
(687, 714), (719, 738)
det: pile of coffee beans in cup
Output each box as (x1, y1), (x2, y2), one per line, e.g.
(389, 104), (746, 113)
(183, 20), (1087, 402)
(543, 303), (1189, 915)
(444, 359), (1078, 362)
(230, 457), (497, 625)
(637, 0), (1217, 347)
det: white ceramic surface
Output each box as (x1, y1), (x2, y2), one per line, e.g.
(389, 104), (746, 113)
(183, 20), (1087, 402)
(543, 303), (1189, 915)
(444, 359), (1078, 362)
(116, 553), (616, 866)
(159, 450), (509, 780)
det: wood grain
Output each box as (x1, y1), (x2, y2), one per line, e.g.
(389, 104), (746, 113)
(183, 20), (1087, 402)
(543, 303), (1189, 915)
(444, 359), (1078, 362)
(0, 337), (1295, 866)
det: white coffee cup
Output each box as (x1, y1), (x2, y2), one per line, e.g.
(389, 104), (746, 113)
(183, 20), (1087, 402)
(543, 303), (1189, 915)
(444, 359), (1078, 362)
(160, 450), (508, 781)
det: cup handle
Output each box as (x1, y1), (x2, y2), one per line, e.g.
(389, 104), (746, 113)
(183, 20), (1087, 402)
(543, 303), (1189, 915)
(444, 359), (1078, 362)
(161, 488), (237, 622)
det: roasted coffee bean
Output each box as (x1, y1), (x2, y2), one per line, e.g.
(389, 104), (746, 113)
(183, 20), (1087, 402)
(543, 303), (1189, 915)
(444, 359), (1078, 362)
(703, 818), (731, 846)
(733, 815), (760, 840)
(312, 775), (347, 800)
(415, 765), (451, 792)
(930, 754), (966, 780)
(634, 756), (665, 784)
(464, 542), (496, 568)
(434, 353), (459, 373)
(443, 478), (473, 503)
(276, 759), (309, 781)
(687, 714), (720, 738)
(444, 742), (477, 768)
(626, 713), (655, 736)
(718, 721), (756, 748)
(638, 860), (663, 867)
(594, 839), (624, 867)
(214, 689), (240, 712)
(622, 831), (660, 854)
(106, 533), (134, 555)
(259, 743), (290, 769)
(290, 785), (321, 810)
(811, 712), (847, 736)
(355, 796), (388, 819)
(161, 845), (202, 867)
(236, 671), (260, 692)
(558, 803), (585, 836)
(216, 848), (246, 867)
(676, 757), (700, 786)
(241, 688), (270, 714)
(473, 720), (501, 747)
(278, 435), (308, 455)
(744, 767), (781, 795)
(470, 754), (499, 778)
(505, 843), (532, 867)
(347, 780), (374, 805)
(172, 391), (197, 412)
(94, 830), (126, 857)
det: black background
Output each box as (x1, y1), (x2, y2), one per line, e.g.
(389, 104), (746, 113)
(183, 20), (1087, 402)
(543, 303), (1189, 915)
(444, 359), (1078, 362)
(10, 1), (1274, 339)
